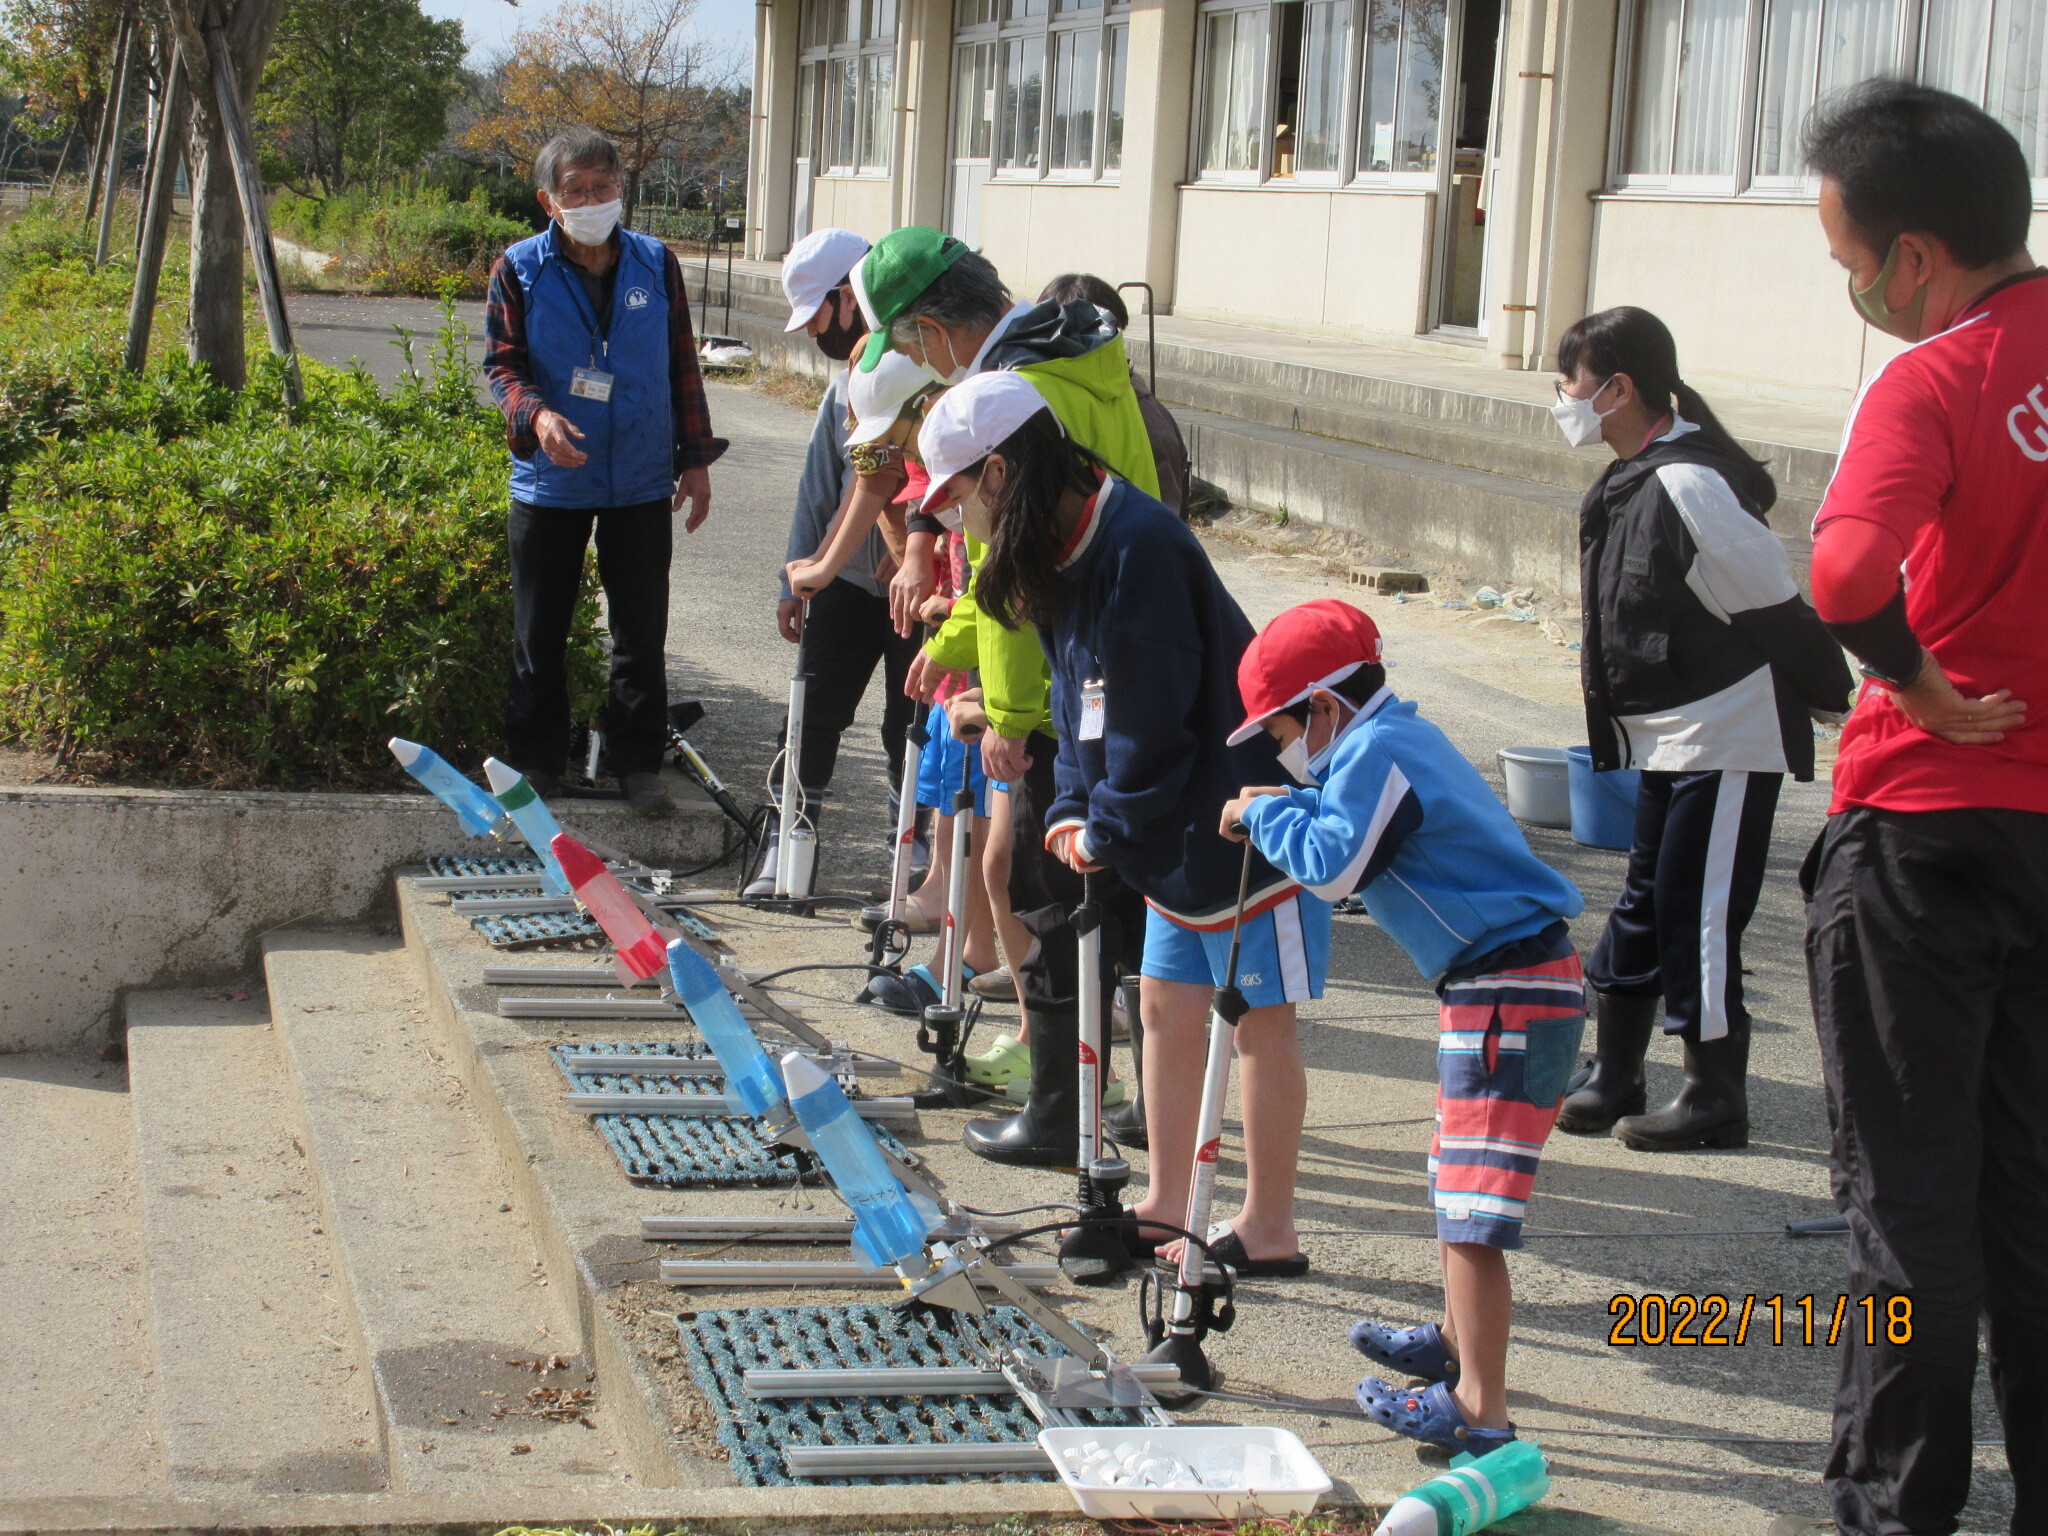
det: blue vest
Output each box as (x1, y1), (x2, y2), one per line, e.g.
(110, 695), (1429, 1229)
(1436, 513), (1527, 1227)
(505, 225), (675, 509)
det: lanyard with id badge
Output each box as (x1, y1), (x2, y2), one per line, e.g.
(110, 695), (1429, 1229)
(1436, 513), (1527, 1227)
(1078, 679), (1106, 742)
(557, 260), (616, 404)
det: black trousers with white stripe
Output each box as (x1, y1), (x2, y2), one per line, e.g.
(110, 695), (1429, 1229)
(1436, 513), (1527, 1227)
(1585, 768), (1782, 1041)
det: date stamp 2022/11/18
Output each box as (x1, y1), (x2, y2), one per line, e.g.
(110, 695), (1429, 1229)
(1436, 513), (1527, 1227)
(1606, 1293), (1915, 1347)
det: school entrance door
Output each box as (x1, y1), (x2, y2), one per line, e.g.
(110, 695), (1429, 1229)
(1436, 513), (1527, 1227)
(946, 39), (996, 247)
(1429, 0), (1505, 336)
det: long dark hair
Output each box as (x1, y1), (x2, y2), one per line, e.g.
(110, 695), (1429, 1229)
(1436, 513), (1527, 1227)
(1556, 307), (1775, 512)
(972, 410), (1105, 631)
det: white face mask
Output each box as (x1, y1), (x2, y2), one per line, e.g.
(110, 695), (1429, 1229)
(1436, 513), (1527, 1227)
(1550, 376), (1616, 448)
(935, 505), (964, 533)
(556, 198), (622, 246)
(921, 324), (971, 386)
(1277, 735), (1316, 786)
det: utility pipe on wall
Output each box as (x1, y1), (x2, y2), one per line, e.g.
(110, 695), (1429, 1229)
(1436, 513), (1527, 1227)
(1492, 0), (1550, 370)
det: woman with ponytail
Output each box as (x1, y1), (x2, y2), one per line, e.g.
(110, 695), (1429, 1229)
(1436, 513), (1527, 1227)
(1550, 307), (1851, 1153)
(919, 371), (1332, 1277)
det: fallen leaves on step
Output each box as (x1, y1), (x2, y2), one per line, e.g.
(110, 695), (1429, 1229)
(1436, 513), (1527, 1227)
(492, 1384), (597, 1429)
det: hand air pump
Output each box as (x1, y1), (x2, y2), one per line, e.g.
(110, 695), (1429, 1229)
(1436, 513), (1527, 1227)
(1057, 868), (1139, 1286)
(1138, 836), (1253, 1404)
(771, 597), (817, 904)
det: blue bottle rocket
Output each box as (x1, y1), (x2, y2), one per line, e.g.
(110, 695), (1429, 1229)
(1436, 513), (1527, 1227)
(667, 939), (786, 1119)
(388, 738), (511, 839)
(1372, 1440), (1550, 1536)
(780, 1050), (932, 1271)
(482, 756), (570, 896)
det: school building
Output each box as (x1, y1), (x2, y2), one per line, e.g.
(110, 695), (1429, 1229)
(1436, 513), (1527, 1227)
(735, 0), (2048, 591)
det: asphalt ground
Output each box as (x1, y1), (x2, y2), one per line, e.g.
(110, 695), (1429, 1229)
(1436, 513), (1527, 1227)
(290, 297), (2015, 1534)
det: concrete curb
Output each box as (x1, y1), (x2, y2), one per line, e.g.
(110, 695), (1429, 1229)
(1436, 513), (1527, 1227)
(0, 785), (723, 1056)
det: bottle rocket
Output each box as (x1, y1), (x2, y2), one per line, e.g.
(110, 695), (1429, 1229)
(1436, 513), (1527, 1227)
(780, 1050), (932, 1271)
(550, 833), (667, 985)
(482, 757), (570, 895)
(387, 738), (510, 838)
(666, 939), (785, 1119)
(1371, 1440), (1550, 1536)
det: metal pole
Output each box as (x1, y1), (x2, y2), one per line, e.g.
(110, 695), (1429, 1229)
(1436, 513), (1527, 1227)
(94, 15), (137, 267)
(723, 209), (735, 333)
(701, 178), (716, 316)
(200, 20), (303, 405)
(82, 34), (123, 223)
(123, 49), (186, 372)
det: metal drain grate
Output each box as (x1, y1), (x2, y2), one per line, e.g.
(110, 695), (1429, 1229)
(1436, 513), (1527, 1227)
(466, 903), (719, 949)
(565, 1049), (911, 1187)
(680, 1304), (1142, 1486)
(428, 854), (546, 879)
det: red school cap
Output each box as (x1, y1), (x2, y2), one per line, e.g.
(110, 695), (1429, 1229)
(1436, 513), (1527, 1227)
(1227, 599), (1384, 745)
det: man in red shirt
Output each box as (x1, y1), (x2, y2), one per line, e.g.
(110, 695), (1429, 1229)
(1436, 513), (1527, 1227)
(1804, 80), (2042, 1534)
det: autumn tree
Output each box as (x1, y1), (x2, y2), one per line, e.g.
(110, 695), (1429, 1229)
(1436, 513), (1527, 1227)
(1, 0), (125, 180)
(256, 0), (464, 193)
(461, 0), (743, 224)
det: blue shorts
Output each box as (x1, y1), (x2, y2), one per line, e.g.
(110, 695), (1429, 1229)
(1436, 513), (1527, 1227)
(1140, 892), (1332, 1008)
(916, 704), (989, 817)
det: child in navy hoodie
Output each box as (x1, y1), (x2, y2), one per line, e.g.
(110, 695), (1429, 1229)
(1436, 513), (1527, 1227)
(1219, 599), (1585, 1454)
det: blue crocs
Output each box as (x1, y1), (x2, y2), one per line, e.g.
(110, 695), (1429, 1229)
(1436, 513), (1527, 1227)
(1348, 1319), (1460, 1386)
(1354, 1376), (1516, 1454)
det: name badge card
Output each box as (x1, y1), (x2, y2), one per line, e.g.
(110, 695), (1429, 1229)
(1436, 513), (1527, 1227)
(570, 367), (614, 402)
(1078, 681), (1106, 742)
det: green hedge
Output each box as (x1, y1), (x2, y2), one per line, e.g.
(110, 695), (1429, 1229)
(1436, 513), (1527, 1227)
(273, 184), (534, 297)
(0, 226), (606, 788)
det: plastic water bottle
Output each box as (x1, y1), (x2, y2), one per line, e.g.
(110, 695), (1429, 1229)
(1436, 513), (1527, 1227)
(667, 939), (785, 1118)
(483, 757), (570, 894)
(388, 738), (509, 839)
(550, 833), (666, 983)
(780, 1051), (931, 1270)
(1372, 1440), (1550, 1536)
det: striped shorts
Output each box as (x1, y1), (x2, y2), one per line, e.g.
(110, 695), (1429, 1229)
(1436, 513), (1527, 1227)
(1428, 925), (1585, 1249)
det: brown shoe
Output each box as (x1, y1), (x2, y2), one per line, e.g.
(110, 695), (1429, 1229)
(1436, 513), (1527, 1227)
(622, 772), (676, 818)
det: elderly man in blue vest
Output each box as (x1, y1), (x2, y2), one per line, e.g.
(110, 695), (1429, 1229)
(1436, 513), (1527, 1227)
(483, 126), (725, 816)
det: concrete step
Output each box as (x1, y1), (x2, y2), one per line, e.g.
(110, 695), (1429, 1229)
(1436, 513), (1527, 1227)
(125, 990), (385, 1494)
(261, 934), (636, 1496)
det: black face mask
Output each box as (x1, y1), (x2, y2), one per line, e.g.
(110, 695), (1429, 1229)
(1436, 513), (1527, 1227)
(812, 290), (867, 361)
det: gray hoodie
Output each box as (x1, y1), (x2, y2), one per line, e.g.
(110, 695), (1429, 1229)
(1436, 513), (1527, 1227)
(778, 371), (886, 600)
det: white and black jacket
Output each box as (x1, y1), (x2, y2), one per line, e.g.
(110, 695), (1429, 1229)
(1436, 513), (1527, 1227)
(1579, 419), (1853, 781)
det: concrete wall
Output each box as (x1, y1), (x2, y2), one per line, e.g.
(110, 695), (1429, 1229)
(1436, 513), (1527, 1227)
(1173, 188), (1435, 340)
(977, 182), (1145, 297)
(0, 788), (722, 1056)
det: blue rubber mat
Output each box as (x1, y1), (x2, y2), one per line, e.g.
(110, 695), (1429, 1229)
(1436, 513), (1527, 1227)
(680, 1304), (1143, 1485)
(427, 854), (546, 879)
(463, 900), (719, 949)
(554, 1044), (911, 1188)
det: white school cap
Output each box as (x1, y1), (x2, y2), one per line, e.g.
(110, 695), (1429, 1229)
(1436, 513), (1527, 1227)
(847, 350), (938, 447)
(780, 228), (872, 332)
(915, 370), (1054, 512)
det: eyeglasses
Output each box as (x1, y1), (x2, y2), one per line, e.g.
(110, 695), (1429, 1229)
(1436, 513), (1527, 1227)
(1554, 375), (1615, 404)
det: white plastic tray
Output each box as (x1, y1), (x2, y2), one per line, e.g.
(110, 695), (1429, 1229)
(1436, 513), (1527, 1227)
(1037, 1425), (1332, 1520)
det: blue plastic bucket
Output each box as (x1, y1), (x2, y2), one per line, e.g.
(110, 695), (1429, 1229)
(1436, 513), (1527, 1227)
(1566, 745), (1639, 849)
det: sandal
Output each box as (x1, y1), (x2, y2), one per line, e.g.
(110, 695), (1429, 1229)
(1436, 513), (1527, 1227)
(1203, 1223), (1310, 1279)
(963, 1033), (1030, 1091)
(1354, 1376), (1516, 1454)
(1348, 1318), (1460, 1386)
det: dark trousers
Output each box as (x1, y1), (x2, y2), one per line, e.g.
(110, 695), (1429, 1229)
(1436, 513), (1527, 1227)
(779, 577), (920, 802)
(1586, 768), (1781, 1042)
(506, 497), (671, 777)
(1006, 735), (1144, 1017)
(1805, 806), (2048, 1536)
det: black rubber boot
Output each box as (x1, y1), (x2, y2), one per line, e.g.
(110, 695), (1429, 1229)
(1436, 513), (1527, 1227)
(963, 1005), (1079, 1168)
(1614, 1023), (1750, 1150)
(1555, 991), (1657, 1135)
(1104, 976), (1147, 1150)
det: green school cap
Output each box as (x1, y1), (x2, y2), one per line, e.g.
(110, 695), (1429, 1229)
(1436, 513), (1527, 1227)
(850, 226), (970, 372)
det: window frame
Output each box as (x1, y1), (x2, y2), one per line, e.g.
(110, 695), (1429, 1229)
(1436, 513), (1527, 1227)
(798, 0), (901, 180)
(956, 0), (1130, 184)
(1606, 0), (2048, 200)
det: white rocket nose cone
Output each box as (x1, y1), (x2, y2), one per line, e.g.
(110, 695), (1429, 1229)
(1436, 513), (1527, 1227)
(388, 737), (423, 767)
(483, 757), (522, 795)
(779, 1049), (829, 1098)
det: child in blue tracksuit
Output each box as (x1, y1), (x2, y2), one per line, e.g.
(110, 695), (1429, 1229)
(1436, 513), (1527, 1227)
(1219, 598), (1584, 1455)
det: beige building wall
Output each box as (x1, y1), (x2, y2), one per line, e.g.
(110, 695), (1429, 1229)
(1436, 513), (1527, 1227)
(803, 177), (898, 244)
(1173, 189), (1434, 339)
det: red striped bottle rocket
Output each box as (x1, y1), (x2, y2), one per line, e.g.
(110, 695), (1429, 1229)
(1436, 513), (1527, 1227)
(550, 833), (667, 987)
